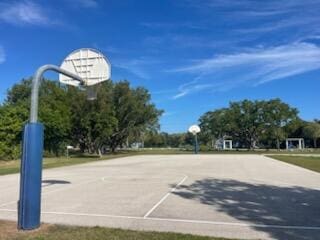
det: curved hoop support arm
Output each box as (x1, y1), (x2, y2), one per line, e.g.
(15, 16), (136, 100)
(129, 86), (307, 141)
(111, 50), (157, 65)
(30, 64), (84, 123)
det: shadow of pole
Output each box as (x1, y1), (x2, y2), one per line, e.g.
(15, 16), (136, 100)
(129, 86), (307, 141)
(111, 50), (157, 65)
(42, 179), (71, 187)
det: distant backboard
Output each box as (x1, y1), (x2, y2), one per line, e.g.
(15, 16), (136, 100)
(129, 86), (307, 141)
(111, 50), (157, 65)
(59, 48), (111, 87)
(188, 125), (201, 135)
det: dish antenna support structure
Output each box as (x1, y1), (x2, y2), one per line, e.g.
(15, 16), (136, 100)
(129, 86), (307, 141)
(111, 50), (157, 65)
(188, 125), (201, 154)
(18, 48), (110, 230)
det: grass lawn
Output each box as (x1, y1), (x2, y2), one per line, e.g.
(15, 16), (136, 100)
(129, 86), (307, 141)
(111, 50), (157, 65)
(0, 220), (236, 240)
(0, 149), (194, 176)
(1, 148), (320, 176)
(0, 153), (134, 176)
(269, 155), (320, 173)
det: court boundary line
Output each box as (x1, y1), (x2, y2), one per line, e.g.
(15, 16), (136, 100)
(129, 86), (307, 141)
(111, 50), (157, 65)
(1, 208), (320, 230)
(143, 175), (188, 218)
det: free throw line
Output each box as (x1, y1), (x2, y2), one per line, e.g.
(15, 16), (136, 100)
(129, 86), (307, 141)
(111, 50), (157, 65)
(143, 175), (188, 218)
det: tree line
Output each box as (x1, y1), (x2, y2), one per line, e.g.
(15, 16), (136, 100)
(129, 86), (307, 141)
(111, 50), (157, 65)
(0, 78), (162, 160)
(0, 78), (319, 160)
(142, 99), (320, 150)
(199, 99), (320, 150)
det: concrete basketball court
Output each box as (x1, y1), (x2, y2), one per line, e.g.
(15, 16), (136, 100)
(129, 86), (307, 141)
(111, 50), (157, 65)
(1, 154), (320, 240)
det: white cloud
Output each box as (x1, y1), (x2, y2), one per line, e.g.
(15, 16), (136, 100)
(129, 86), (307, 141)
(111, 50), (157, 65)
(151, 89), (176, 95)
(65, 0), (98, 8)
(143, 33), (237, 51)
(237, 16), (320, 35)
(171, 42), (320, 98)
(174, 42), (320, 85)
(181, 0), (320, 41)
(185, 0), (320, 16)
(162, 111), (176, 117)
(173, 80), (217, 99)
(114, 59), (150, 79)
(0, 46), (5, 64)
(141, 21), (206, 30)
(114, 57), (161, 79)
(0, 1), (49, 26)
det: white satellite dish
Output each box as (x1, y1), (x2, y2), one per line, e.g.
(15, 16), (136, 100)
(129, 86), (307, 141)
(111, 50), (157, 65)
(59, 48), (111, 87)
(188, 125), (201, 135)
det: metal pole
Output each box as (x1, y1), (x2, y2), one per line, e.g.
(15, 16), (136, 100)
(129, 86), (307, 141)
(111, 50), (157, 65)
(194, 134), (198, 154)
(19, 65), (84, 230)
(30, 64), (84, 123)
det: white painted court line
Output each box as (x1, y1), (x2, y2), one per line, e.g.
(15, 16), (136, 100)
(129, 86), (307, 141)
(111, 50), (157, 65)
(0, 209), (142, 220)
(143, 175), (188, 219)
(1, 208), (320, 231)
(147, 216), (320, 230)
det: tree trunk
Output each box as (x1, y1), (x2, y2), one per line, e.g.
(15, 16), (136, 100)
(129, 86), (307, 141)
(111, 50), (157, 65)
(111, 145), (116, 153)
(110, 140), (118, 153)
(276, 139), (280, 151)
(98, 148), (102, 158)
(253, 140), (256, 150)
(314, 138), (317, 148)
(250, 138), (256, 150)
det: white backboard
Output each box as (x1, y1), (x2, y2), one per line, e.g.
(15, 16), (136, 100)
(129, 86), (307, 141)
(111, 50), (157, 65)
(59, 48), (111, 86)
(188, 125), (201, 135)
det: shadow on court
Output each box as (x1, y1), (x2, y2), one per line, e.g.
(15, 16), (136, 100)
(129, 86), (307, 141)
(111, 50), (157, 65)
(172, 178), (320, 240)
(42, 180), (71, 187)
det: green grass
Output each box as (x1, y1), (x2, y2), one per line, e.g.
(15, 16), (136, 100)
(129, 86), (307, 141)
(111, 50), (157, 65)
(1, 148), (320, 176)
(0, 220), (236, 240)
(0, 153), (133, 176)
(269, 155), (320, 173)
(124, 148), (320, 155)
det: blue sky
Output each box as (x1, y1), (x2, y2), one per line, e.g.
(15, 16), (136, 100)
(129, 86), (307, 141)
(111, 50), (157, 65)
(0, 0), (319, 133)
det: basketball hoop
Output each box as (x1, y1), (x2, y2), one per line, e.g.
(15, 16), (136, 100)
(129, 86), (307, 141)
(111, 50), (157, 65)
(188, 125), (201, 135)
(19, 48), (111, 230)
(59, 48), (111, 100)
(188, 125), (201, 154)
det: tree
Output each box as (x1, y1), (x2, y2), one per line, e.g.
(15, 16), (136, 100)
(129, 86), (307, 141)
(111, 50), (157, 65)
(303, 122), (320, 148)
(0, 78), (163, 158)
(143, 131), (166, 147)
(68, 81), (117, 155)
(38, 81), (72, 155)
(5, 79), (73, 156)
(227, 100), (266, 149)
(6, 78), (32, 105)
(199, 109), (231, 148)
(109, 81), (163, 152)
(263, 99), (299, 150)
(198, 99), (300, 150)
(0, 103), (28, 159)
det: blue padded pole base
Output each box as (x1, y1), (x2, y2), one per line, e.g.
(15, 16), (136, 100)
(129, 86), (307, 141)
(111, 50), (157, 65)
(18, 123), (44, 230)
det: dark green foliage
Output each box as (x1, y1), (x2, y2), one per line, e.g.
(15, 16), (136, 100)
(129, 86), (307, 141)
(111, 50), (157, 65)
(39, 81), (72, 156)
(0, 103), (28, 159)
(6, 78), (32, 104)
(0, 78), (162, 160)
(143, 132), (192, 148)
(109, 81), (163, 152)
(199, 99), (302, 150)
(137, 99), (318, 150)
(302, 122), (320, 148)
(68, 81), (117, 154)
